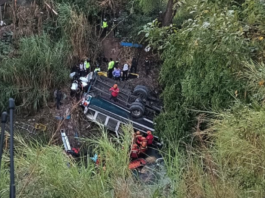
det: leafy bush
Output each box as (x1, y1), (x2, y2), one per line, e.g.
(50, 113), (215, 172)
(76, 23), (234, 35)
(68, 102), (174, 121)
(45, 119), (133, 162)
(141, 0), (265, 144)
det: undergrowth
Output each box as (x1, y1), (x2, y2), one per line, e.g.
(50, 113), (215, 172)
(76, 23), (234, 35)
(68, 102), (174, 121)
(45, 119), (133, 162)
(0, 34), (69, 112)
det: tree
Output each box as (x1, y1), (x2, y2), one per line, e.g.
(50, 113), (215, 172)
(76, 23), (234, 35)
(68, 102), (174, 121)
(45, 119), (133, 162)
(162, 0), (175, 26)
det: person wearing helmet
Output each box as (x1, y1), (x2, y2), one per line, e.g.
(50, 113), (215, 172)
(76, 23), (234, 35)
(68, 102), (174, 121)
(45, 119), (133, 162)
(102, 18), (108, 37)
(130, 144), (139, 159)
(94, 63), (101, 73)
(139, 137), (147, 154)
(146, 131), (154, 145)
(84, 58), (91, 75)
(109, 84), (119, 102)
(108, 58), (115, 78)
(136, 131), (143, 145)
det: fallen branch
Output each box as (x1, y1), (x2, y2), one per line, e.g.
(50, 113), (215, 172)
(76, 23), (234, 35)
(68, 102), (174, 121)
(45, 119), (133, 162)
(44, 2), (58, 15)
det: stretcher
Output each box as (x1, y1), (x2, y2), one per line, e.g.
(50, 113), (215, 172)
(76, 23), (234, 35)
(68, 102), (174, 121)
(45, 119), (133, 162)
(129, 158), (147, 170)
(97, 71), (139, 79)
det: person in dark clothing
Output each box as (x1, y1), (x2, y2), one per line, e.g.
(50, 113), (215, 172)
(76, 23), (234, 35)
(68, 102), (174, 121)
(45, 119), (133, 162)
(144, 57), (151, 76)
(55, 88), (63, 110)
(130, 57), (137, 73)
(113, 18), (118, 37)
(157, 11), (163, 27)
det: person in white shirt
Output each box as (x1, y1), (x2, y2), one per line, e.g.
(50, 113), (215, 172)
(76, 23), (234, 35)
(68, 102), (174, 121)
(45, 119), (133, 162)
(122, 63), (129, 81)
(79, 61), (85, 76)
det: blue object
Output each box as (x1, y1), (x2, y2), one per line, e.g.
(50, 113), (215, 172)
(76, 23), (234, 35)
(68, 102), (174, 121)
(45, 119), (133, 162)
(120, 42), (142, 48)
(55, 115), (71, 120)
(74, 132), (79, 138)
(90, 154), (98, 162)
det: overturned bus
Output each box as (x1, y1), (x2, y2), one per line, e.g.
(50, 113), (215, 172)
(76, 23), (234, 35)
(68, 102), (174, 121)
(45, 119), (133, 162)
(79, 72), (162, 144)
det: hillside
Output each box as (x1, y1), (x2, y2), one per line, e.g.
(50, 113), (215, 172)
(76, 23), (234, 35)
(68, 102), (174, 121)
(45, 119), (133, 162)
(1, 0), (265, 197)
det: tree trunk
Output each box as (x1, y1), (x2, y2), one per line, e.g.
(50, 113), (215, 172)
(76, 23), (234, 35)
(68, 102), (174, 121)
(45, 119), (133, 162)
(162, 0), (175, 26)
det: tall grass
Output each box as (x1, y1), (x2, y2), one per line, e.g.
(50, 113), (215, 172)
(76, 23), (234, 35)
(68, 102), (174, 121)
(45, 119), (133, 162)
(0, 34), (69, 112)
(165, 104), (265, 198)
(57, 3), (91, 59)
(0, 126), (155, 198)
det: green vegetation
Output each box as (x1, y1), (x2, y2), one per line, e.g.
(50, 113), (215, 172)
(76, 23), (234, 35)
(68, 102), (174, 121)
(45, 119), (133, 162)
(145, 0), (265, 143)
(0, 34), (69, 111)
(1, 0), (265, 197)
(0, 127), (156, 198)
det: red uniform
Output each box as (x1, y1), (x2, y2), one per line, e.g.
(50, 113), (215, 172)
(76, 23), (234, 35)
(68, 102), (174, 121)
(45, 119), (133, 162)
(109, 87), (119, 97)
(139, 146), (147, 154)
(146, 134), (154, 145)
(139, 138), (147, 154)
(136, 136), (143, 145)
(130, 148), (139, 159)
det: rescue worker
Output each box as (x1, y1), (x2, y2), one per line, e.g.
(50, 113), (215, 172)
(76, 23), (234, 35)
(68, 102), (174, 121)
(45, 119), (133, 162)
(144, 57), (151, 76)
(55, 88), (63, 110)
(122, 62), (129, 81)
(130, 57), (137, 73)
(139, 137), (148, 154)
(102, 18), (108, 37)
(130, 144), (139, 159)
(136, 131), (143, 145)
(84, 58), (91, 74)
(112, 67), (121, 81)
(108, 58), (115, 78)
(94, 64), (101, 73)
(109, 84), (119, 102)
(146, 131), (154, 146)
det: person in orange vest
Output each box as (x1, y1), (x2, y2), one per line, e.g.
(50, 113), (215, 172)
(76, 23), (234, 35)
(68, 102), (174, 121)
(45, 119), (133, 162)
(146, 131), (154, 146)
(130, 144), (139, 159)
(139, 137), (147, 154)
(136, 131), (143, 145)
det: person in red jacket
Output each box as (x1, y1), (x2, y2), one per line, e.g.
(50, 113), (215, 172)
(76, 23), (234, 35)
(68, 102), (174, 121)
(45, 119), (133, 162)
(130, 144), (139, 159)
(136, 131), (143, 145)
(146, 131), (154, 145)
(109, 84), (119, 102)
(139, 137), (148, 154)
